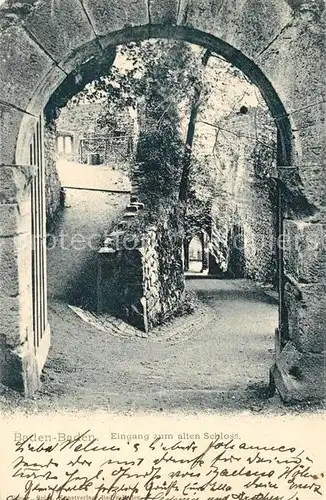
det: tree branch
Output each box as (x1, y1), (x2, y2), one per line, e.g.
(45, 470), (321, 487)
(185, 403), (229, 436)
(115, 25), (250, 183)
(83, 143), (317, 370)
(179, 49), (211, 202)
(197, 119), (276, 151)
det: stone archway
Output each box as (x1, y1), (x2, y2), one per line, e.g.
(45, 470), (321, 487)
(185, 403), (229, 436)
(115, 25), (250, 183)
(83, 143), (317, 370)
(0, 0), (324, 401)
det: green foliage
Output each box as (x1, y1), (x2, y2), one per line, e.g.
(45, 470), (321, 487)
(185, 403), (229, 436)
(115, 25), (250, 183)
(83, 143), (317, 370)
(71, 39), (207, 208)
(135, 127), (184, 205)
(127, 40), (205, 207)
(72, 39), (203, 122)
(68, 39), (277, 239)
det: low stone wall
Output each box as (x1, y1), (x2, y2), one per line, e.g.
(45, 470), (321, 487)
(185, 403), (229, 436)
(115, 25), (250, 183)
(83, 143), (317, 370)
(97, 202), (185, 332)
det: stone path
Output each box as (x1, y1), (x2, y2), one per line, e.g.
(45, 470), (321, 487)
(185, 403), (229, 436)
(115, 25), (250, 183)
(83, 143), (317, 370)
(2, 276), (284, 414)
(47, 162), (130, 309)
(57, 159), (130, 191)
(1, 161), (306, 414)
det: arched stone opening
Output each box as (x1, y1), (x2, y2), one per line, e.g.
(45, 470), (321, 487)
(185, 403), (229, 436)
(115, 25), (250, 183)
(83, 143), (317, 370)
(184, 230), (210, 274)
(13, 24), (295, 169)
(0, 0), (324, 402)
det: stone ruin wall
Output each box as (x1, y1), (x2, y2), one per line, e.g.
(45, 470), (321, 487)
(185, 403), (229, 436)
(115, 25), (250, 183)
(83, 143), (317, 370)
(42, 104), (105, 227)
(56, 103), (103, 161)
(97, 204), (185, 332)
(207, 109), (278, 286)
(43, 102), (136, 228)
(57, 103), (137, 163)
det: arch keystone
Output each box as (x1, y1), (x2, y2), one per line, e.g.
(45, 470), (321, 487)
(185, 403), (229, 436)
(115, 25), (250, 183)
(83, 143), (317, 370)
(149, 0), (180, 24)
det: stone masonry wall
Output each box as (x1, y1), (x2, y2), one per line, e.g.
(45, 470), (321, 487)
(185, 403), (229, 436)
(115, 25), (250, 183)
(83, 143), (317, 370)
(97, 72), (186, 332)
(97, 202), (185, 332)
(207, 108), (278, 285)
(44, 120), (61, 225)
(56, 103), (103, 161)
(57, 103), (136, 162)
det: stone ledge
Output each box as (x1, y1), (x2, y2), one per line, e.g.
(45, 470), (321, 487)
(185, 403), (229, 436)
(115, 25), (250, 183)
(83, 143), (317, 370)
(101, 197), (145, 251)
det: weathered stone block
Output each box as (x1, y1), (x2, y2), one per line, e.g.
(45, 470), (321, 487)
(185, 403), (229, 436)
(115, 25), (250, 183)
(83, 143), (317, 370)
(278, 164), (325, 215)
(61, 39), (106, 75)
(284, 283), (326, 353)
(0, 165), (34, 204)
(0, 332), (24, 391)
(255, 15), (325, 166)
(0, 233), (31, 297)
(0, 296), (19, 342)
(255, 14), (324, 98)
(290, 103), (326, 167)
(149, 0), (180, 24)
(271, 340), (326, 402)
(22, 0), (96, 66)
(178, 0), (224, 32)
(0, 296), (39, 392)
(15, 113), (39, 165)
(25, 65), (67, 117)
(0, 204), (20, 237)
(283, 220), (326, 283)
(296, 165), (326, 210)
(82, 0), (148, 36)
(43, 122), (62, 221)
(219, 0), (294, 58)
(178, 0), (293, 59)
(128, 297), (148, 332)
(22, 339), (42, 396)
(0, 104), (28, 166)
(0, 19), (54, 111)
(0, 296), (23, 347)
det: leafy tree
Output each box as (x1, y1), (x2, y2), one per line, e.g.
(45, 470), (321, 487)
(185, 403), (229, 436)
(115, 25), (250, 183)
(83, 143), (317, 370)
(68, 40), (276, 238)
(71, 40), (210, 207)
